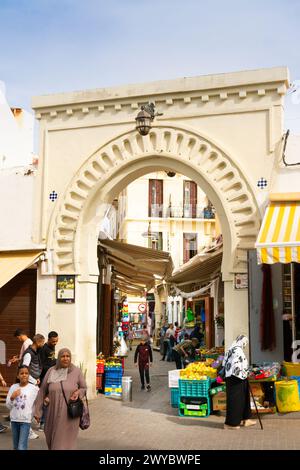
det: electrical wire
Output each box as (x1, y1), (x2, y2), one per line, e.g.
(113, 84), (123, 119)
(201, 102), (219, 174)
(282, 129), (300, 166)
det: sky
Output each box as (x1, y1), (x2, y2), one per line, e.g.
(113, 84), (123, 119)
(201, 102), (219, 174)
(1, 0), (300, 134)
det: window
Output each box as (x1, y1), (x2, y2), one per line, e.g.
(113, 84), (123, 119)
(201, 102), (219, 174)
(148, 232), (163, 251)
(183, 181), (197, 218)
(149, 179), (163, 217)
(183, 233), (198, 263)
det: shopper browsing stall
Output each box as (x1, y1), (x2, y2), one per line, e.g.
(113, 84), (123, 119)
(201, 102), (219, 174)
(223, 335), (257, 430)
(172, 338), (199, 369)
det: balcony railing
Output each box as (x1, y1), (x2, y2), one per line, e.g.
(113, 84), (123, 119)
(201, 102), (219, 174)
(149, 204), (215, 219)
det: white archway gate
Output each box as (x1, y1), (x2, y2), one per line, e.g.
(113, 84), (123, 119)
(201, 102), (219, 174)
(32, 68), (288, 394)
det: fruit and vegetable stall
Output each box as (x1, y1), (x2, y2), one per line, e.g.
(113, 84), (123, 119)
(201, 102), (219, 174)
(96, 356), (124, 397)
(169, 357), (300, 417)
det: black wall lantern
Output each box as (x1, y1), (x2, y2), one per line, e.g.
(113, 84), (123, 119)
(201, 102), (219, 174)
(135, 102), (163, 136)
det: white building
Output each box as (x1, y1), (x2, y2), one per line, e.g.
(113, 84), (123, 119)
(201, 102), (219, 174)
(115, 171), (219, 327)
(0, 82), (34, 169)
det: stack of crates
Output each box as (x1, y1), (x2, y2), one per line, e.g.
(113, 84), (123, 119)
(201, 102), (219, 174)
(104, 364), (123, 397)
(169, 370), (181, 408)
(178, 378), (211, 417)
(96, 359), (105, 393)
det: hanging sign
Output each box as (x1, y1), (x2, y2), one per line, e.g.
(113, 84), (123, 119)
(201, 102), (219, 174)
(138, 303), (147, 313)
(234, 273), (248, 289)
(56, 275), (75, 303)
(122, 301), (129, 321)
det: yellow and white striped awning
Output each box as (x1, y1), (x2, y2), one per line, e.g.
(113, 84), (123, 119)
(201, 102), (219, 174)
(256, 201), (300, 264)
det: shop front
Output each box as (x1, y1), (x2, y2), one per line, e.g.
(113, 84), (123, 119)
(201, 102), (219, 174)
(0, 250), (43, 385)
(253, 194), (300, 363)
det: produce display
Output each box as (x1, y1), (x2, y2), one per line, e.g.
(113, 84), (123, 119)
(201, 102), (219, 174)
(96, 358), (105, 373)
(248, 362), (280, 380)
(105, 358), (122, 369)
(180, 361), (217, 380)
(197, 347), (224, 360)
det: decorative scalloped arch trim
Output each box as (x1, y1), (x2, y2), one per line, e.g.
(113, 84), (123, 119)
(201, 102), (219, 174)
(49, 125), (260, 274)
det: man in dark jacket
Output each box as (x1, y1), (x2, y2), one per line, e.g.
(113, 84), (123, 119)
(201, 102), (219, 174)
(39, 331), (59, 383)
(134, 336), (153, 391)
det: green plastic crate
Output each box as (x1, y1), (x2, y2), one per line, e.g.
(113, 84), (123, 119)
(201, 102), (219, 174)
(178, 398), (210, 417)
(179, 378), (211, 397)
(183, 409), (207, 417)
(170, 387), (179, 408)
(179, 402), (208, 410)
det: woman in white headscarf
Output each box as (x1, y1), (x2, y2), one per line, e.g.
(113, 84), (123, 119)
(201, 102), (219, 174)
(223, 335), (256, 430)
(34, 348), (87, 449)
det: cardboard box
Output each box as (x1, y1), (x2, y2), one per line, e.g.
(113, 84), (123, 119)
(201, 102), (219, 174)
(249, 383), (265, 404)
(249, 383), (264, 397)
(168, 369), (181, 388)
(212, 391), (227, 411)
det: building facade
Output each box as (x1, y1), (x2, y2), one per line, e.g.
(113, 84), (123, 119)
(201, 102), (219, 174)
(1, 67), (294, 394)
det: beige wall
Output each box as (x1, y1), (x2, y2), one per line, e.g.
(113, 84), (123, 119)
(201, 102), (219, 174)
(31, 67), (290, 395)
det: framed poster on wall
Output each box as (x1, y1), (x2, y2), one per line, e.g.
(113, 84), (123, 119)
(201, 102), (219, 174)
(234, 273), (248, 289)
(56, 275), (75, 303)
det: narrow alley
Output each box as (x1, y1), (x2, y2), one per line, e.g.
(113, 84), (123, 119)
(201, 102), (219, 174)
(2, 350), (300, 450)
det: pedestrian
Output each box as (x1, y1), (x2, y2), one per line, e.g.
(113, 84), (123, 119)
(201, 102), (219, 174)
(172, 337), (199, 369)
(141, 324), (150, 343)
(20, 333), (45, 440)
(128, 325), (135, 351)
(190, 324), (204, 346)
(223, 334), (257, 430)
(165, 324), (175, 361)
(34, 348), (87, 450)
(159, 321), (168, 358)
(178, 327), (187, 343)
(161, 323), (174, 361)
(8, 329), (33, 366)
(174, 322), (181, 344)
(6, 365), (38, 450)
(134, 336), (153, 391)
(39, 331), (59, 383)
(21, 334), (45, 386)
(0, 373), (8, 433)
(38, 331), (59, 431)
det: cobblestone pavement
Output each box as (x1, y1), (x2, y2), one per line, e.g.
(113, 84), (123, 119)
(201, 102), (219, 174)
(1, 349), (300, 450)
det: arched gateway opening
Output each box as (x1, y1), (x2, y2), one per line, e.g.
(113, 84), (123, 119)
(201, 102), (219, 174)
(32, 68), (289, 395)
(44, 125), (260, 394)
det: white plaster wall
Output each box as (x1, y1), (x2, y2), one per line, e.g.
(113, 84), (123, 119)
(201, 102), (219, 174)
(35, 271), (56, 336)
(224, 281), (249, 351)
(0, 83), (34, 169)
(270, 134), (300, 195)
(0, 167), (43, 250)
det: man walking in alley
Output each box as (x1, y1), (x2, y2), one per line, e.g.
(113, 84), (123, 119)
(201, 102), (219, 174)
(21, 334), (45, 385)
(134, 335), (153, 391)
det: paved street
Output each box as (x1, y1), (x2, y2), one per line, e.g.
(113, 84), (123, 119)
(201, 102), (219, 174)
(1, 350), (300, 450)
